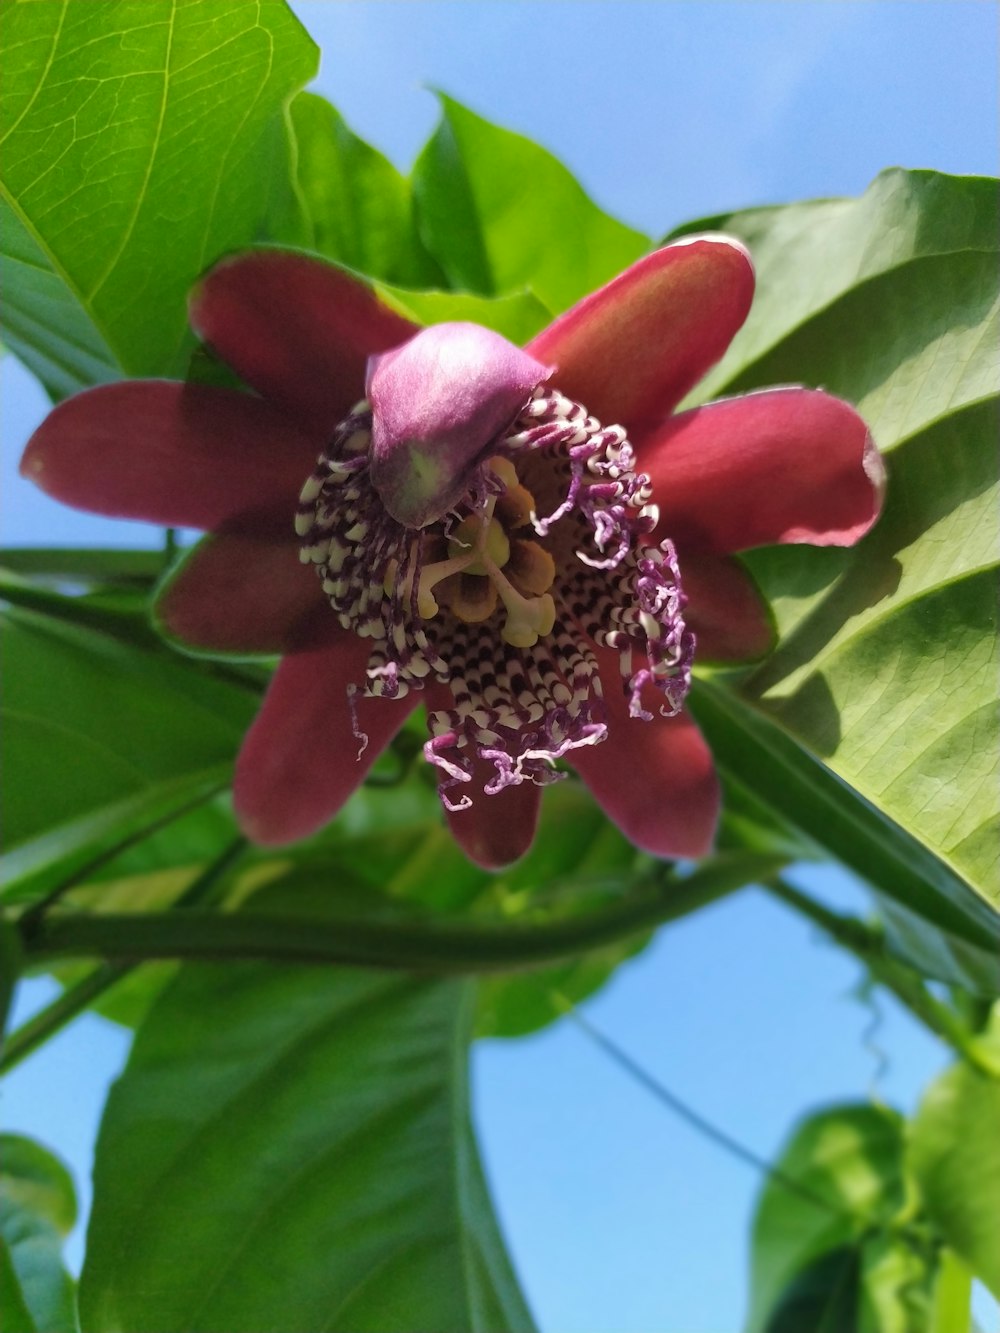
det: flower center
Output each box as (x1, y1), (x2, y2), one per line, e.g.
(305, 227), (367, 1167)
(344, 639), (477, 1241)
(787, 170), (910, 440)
(388, 457), (557, 649)
(296, 385), (694, 809)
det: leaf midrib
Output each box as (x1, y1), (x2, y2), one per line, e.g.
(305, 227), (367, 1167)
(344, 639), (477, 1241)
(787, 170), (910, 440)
(0, 178), (121, 374)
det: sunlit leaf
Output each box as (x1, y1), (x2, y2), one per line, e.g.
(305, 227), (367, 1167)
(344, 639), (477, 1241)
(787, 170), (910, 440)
(377, 283), (553, 344)
(412, 93), (649, 312)
(669, 170), (999, 408)
(0, 0), (317, 394)
(682, 170), (999, 935)
(272, 91), (444, 287)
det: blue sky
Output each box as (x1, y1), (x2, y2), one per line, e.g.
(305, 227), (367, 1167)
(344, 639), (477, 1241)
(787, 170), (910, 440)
(3, 2), (998, 1330)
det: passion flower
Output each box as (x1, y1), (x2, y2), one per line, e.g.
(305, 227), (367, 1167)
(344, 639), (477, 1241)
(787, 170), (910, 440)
(22, 239), (884, 868)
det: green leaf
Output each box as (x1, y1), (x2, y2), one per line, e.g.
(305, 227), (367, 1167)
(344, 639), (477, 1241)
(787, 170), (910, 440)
(747, 1103), (914, 1333)
(760, 1236), (933, 1333)
(909, 1029), (1000, 1297)
(670, 169), (999, 408)
(273, 91), (444, 287)
(0, 0), (317, 394)
(0, 605), (253, 894)
(0, 1242), (39, 1333)
(689, 679), (998, 954)
(683, 170), (999, 927)
(0, 1135), (79, 1333)
(412, 93), (649, 312)
(929, 1249), (973, 1333)
(0, 547), (165, 588)
(761, 1246), (861, 1333)
(376, 283), (553, 344)
(80, 927), (535, 1330)
(858, 1228), (936, 1333)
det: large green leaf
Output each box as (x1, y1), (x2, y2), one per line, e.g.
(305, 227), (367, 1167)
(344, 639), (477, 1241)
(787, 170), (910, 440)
(377, 283), (553, 345)
(0, 605), (254, 895)
(80, 918), (535, 1331)
(412, 93), (649, 312)
(0, 0), (317, 394)
(0, 1135), (79, 1333)
(689, 679), (998, 953)
(746, 1103), (930, 1333)
(679, 170), (999, 937)
(272, 91), (444, 288)
(908, 1015), (1000, 1298)
(669, 170), (999, 408)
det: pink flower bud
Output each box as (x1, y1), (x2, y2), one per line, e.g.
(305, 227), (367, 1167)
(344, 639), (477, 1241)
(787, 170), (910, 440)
(366, 322), (550, 528)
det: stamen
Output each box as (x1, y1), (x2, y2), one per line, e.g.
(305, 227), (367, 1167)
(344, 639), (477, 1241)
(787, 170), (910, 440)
(482, 553), (556, 648)
(507, 538), (555, 596)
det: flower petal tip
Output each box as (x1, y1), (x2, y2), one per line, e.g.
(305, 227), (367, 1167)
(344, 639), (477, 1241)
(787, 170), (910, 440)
(667, 230), (755, 276)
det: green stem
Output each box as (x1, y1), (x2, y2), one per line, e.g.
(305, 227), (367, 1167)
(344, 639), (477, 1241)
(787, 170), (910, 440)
(0, 963), (129, 1074)
(765, 876), (996, 1074)
(18, 852), (787, 976)
(2, 838), (248, 1075)
(0, 918), (25, 1043)
(557, 995), (858, 1221)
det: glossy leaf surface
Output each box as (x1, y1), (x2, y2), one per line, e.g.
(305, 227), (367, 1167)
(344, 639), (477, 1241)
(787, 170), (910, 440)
(275, 92), (444, 287)
(0, 0), (317, 394)
(682, 170), (999, 938)
(412, 93), (649, 312)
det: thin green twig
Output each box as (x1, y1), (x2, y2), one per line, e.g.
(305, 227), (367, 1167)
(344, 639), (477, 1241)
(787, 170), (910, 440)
(556, 995), (857, 1221)
(763, 876), (998, 1075)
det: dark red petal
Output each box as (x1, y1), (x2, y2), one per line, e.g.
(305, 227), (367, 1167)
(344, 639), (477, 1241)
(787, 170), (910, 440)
(155, 532), (325, 655)
(682, 554), (775, 663)
(190, 250), (419, 435)
(422, 710), (542, 870)
(20, 382), (319, 530)
(234, 634), (418, 845)
(646, 388), (885, 554)
(569, 660), (719, 858)
(526, 237), (754, 430)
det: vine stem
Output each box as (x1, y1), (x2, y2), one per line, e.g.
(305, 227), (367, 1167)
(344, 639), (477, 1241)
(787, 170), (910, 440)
(763, 876), (999, 1075)
(555, 994), (858, 1222)
(14, 852), (787, 977)
(2, 838), (247, 1075)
